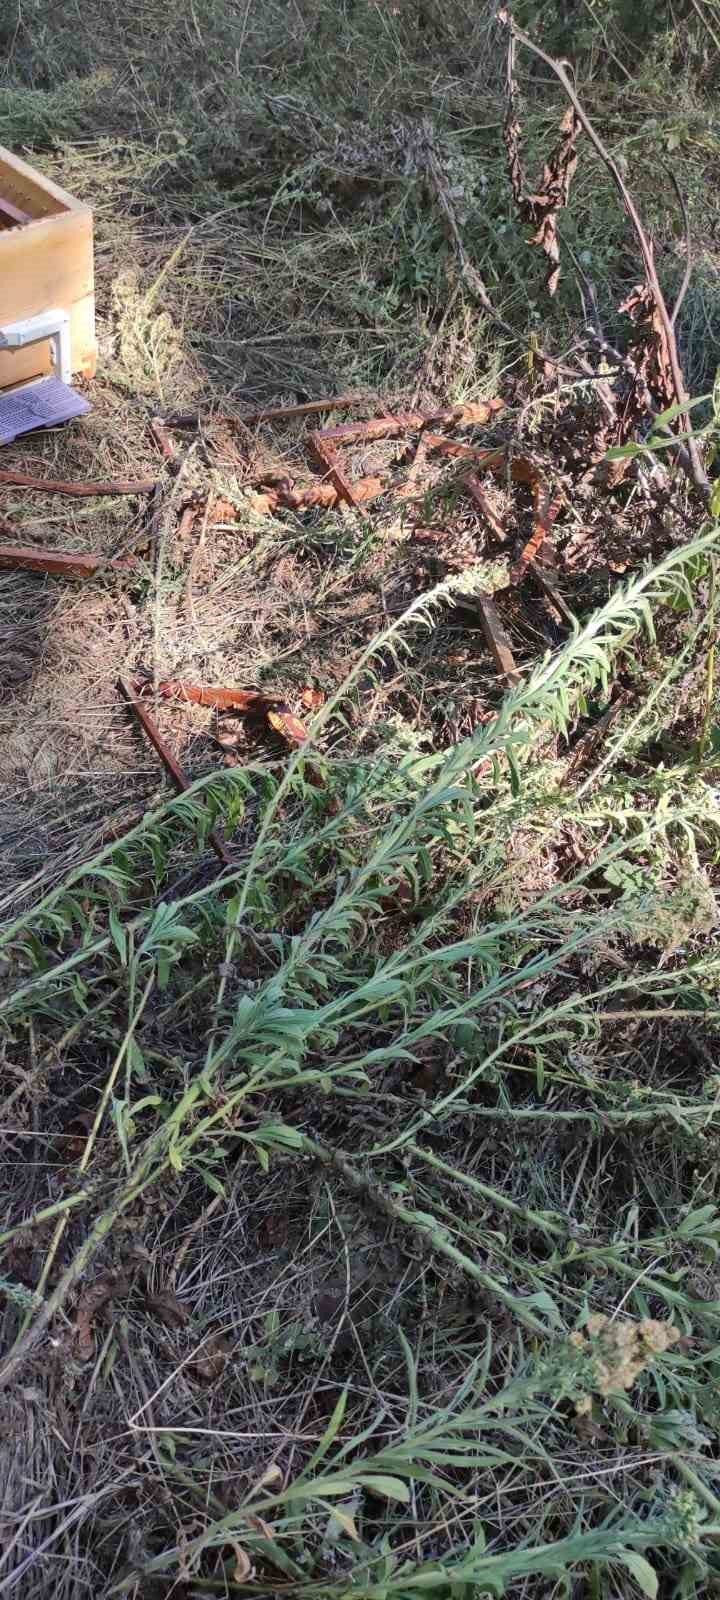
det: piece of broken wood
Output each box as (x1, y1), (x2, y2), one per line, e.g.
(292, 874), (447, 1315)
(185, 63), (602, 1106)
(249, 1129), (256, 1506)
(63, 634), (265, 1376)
(149, 416), (177, 463)
(476, 594), (521, 686)
(253, 473), (388, 514)
(313, 399), (505, 449)
(565, 697), (626, 779)
(424, 435), (545, 487)
(137, 678), (280, 712)
(530, 561), (576, 628)
(0, 196), (31, 227)
(175, 502), (200, 545)
(118, 676), (234, 867)
(463, 474), (506, 539)
(308, 431), (363, 510)
(511, 485), (563, 583)
(0, 469), (157, 497)
(0, 541), (137, 579)
(423, 433), (496, 463)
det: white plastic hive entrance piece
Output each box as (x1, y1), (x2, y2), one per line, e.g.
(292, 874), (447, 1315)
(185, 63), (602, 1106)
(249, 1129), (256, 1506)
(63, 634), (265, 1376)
(0, 308), (72, 385)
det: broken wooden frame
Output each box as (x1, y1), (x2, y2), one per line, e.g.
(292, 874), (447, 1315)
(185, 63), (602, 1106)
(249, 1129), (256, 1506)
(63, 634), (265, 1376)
(149, 417), (177, 463)
(255, 399), (507, 515)
(253, 475), (388, 514)
(310, 398), (505, 449)
(0, 143), (97, 390)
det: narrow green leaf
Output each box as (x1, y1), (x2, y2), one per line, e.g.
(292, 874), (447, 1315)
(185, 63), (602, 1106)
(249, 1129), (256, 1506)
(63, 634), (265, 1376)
(618, 1550), (658, 1598)
(357, 1474), (411, 1503)
(108, 908), (127, 964)
(168, 1143), (183, 1173)
(303, 1388), (348, 1478)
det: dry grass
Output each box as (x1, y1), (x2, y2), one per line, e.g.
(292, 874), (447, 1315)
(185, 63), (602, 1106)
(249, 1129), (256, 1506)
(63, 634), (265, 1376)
(2, 3), (720, 1597)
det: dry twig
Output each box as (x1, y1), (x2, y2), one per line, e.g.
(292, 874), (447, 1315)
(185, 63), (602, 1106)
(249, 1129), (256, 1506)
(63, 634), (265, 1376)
(0, 469), (157, 497)
(164, 394), (370, 429)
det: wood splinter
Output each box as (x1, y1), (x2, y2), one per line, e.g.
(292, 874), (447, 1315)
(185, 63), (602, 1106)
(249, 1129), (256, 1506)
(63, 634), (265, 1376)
(464, 473), (506, 540)
(163, 393), (371, 430)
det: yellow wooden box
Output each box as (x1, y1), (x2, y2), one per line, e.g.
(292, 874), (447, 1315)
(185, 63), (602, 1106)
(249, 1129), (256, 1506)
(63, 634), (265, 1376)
(0, 145), (96, 392)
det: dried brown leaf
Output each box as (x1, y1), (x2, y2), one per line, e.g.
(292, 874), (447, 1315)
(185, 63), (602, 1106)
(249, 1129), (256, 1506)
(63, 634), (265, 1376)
(231, 1544), (254, 1583)
(267, 708), (311, 744)
(209, 496), (239, 524)
(255, 1464), (283, 1490)
(619, 283), (676, 413)
(504, 93), (581, 295)
(328, 1505), (360, 1541)
(189, 1331), (231, 1383)
(74, 1271), (132, 1360)
(245, 1513), (276, 1540)
(145, 1289), (188, 1330)
(300, 686), (326, 711)
(62, 1109), (95, 1165)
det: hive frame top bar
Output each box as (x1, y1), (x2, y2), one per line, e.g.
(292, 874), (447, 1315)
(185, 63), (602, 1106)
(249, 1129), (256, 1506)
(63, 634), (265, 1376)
(0, 143), (90, 222)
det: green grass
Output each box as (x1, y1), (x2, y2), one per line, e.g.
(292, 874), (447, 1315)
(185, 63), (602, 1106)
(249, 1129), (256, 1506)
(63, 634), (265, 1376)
(5, 532), (720, 1595)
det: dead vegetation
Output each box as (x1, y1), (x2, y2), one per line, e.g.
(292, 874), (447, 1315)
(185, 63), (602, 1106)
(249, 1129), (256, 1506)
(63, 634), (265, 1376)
(3, 2), (720, 1597)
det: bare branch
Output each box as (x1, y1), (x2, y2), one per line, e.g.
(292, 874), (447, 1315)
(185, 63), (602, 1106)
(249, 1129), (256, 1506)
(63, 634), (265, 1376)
(668, 172), (692, 328)
(503, 15), (709, 497)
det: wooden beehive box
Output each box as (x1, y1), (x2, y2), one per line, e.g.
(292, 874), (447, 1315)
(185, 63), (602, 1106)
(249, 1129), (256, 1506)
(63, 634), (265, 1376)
(0, 145), (96, 392)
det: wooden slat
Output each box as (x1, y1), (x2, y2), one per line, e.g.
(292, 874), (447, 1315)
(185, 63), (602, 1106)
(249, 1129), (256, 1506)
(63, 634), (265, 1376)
(477, 594), (521, 686)
(0, 196), (30, 228)
(0, 542), (136, 578)
(0, 145), (85, 217)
